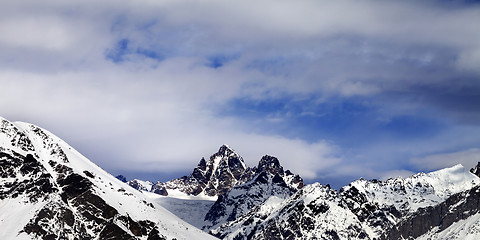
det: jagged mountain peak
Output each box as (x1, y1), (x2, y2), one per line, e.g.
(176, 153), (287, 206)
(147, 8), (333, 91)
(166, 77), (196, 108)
(470, 161), (480, 177)
(148, 144), (249, 197)
(203, 154), (305, 233)
(217, 144), (236, 156)
(206, 162), (480, 240)
(197, 157), (207, 171)
(257, 155), (284, 175)
(208, 145), (245, 175)
(139, 145), (305, 198)
(210, 144), (245, 169)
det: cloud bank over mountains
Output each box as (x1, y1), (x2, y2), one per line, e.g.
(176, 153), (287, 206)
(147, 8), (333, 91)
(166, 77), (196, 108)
(1, 0), (479, 187)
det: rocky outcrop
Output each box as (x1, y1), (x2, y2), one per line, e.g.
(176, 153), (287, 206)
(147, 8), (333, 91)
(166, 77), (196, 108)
(0, 152), (56, 202)
(203, 155), (304, 236)
(470, 162), (480, 177)
(382, 185), (480, 239)
(116, 175), (127, 183)
(0, 148), (164, 240)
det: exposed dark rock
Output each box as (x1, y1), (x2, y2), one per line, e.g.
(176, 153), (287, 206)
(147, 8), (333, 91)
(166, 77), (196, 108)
(204, 195), (227, 223)
(272, 173), (288, 188)
(63, 208), (75, 227)
(147, 228), (167, 240)
(197, 158), (207, 171)
(0, 152), (56, 202)
(381, 185), (480, 240)
(117, 215), (155, 237)
(203, 155), (303, 236)
(157, 145), (248, 197)
(19, 168), (168, 240)
(470, 162), (480, 177)
(83, 170), (95, 178)
(307, 201), (329, 214)
(116, 175), (127, 183)
(57, 173), (93, 199)
(128, 179), (151, 192)
(151, 183), (168, 196)
(0, 117), (204, 240)
(257, 155), (284, 176)
(324, 230), (340, 240)
(99, 222), (135, 240)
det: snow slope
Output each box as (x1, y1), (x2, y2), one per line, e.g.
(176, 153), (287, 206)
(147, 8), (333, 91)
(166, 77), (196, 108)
(0, 117), (217, 240)
(145, 192), (216, 229)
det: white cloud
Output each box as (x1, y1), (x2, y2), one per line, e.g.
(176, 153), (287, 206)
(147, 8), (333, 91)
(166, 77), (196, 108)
(0, 17), (72, 50)
(1, 0), (480, 185)
(0, 65), (341, 180)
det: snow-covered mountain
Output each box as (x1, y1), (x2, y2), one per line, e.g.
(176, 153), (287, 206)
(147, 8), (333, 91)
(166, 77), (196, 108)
(4, 115), (480, 240)
(129, 146), (304, 200)
(124, 146), (306, 236)
(129, 145), (249, 198)
(200, 163), (480, 239)
(203, 155), (304, 235)
(121, 142), (480, 240)
(0, 117), (216, 240)
(382, 182), (480, 239)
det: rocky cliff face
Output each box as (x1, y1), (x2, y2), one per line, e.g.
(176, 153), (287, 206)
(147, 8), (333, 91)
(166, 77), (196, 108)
(132, 147), (305, 200)
(382, 184), (480, 239)
(200, 162), (480, 240)
(203, 155), (304, 238)
(132, 145), (249, 197)
(0, 117), (216, 240)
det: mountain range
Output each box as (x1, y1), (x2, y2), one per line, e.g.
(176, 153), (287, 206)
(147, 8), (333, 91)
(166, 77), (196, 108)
(2, 116), (480, 239)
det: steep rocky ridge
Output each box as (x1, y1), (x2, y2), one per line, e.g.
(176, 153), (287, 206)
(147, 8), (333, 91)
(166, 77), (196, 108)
(6, 116), (480, 239)
(202, 162), (480, 239)
(130, 146), (305, 200)
(132, 145), (248, 197)
(0, 117), (216, 240)
(382, 184), (480, 239)
(203, 155), (304, 238)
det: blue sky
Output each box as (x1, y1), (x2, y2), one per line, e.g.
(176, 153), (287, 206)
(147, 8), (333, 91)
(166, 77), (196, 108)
(1, 0), (480, 188)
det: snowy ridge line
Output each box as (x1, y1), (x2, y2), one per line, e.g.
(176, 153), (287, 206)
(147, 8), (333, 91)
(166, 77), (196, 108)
(4, 115), (480, 239)
(0, 116), (217, 240)
(200, 161), (480, 239)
